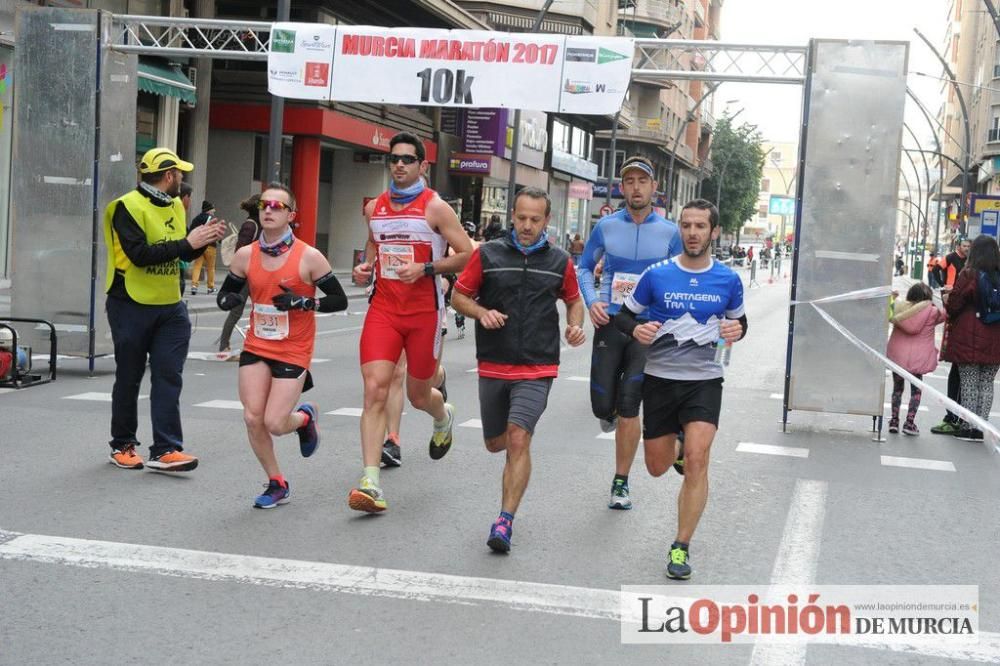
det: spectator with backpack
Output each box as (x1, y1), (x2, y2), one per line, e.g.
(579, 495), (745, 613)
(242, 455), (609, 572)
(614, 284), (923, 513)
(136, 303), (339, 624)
(887, 282), (946, 435)
(218, 193), (262, 354)
(942, 235), (1000, 442)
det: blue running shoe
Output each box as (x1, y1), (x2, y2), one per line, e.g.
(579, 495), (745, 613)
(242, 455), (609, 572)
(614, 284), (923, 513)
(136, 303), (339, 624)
(487, 516), (512, 553)
(295, 403), (319, 457)
(667, 543), (691, 580)
(254, 479), (290, 509)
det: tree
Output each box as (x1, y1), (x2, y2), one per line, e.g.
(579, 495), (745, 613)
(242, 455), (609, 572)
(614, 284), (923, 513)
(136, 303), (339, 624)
(701, 114), (766, 242)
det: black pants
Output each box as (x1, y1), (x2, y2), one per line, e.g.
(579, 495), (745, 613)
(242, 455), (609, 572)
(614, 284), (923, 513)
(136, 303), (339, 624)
(106, 297), (191, 458)
(589, 318), (647, 420)
(219, 284), (249, 351)
(945, 363), (962, 423)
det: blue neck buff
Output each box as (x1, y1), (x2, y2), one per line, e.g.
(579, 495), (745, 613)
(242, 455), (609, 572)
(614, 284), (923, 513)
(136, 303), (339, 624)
(511, 228), (548, 255)
(389, 179), (425, 205)
(259, 227), (294, 257)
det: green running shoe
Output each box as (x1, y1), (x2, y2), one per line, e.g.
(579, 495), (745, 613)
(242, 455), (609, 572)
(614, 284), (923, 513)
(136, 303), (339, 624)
(429, 403), (455, 460)
(667, 543), (691, 580)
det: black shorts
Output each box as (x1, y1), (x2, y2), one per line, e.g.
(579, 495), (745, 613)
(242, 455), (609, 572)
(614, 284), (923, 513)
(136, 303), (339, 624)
(239, 351), (314, 392)
(642, 375), (723, 439)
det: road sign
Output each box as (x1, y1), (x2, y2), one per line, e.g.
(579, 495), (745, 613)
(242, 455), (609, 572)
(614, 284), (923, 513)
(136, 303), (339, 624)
(768, 195), (795, 216)
(982, 209), (999, 239)
(599, 204), (614, 217)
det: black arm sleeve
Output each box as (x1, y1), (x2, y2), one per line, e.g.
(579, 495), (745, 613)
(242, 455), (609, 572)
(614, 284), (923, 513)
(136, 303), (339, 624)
(314, 272), (348, 312)
(736, 314), (748, 340)
(112, 201), (204, 266)
(216, 273), (248, 311)
(614, 304), (642, 339)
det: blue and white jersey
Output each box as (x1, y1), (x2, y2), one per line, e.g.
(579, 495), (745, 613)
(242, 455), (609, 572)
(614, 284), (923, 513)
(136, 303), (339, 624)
(577, 209), (682, 317)
(625, 258), (745, 380)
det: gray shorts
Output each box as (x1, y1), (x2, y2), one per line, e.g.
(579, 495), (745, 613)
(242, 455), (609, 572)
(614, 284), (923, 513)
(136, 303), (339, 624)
(478, 377), (554, 439)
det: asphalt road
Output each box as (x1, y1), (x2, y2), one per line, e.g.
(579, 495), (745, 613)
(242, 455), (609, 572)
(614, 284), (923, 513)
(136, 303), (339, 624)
(1, 272), (998, 665)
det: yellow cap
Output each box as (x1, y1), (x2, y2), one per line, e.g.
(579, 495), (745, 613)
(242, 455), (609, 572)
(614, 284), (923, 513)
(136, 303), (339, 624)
(138, 147), (194, 174)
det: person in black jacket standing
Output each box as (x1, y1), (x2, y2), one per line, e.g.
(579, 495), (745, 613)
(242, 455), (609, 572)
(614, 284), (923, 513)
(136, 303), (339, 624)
(452, 187), (586, 553)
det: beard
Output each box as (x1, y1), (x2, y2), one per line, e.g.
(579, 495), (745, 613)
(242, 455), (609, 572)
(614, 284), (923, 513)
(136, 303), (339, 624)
(626, 196), (650, 211)
(164, 177), (181, 198)
(683, 238), (713, 258)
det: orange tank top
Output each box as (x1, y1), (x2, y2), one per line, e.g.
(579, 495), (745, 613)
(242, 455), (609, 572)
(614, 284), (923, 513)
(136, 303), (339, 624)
(369, 188), (447, 315)
(243, 239), (316, 369)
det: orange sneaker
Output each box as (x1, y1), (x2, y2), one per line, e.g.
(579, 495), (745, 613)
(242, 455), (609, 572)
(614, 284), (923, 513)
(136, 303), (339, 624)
(146, 450), (199, 472)
(109, 444), (144, 469)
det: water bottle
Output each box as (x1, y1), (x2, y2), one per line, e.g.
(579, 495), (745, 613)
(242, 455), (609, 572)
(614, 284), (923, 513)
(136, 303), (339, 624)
(713, 338), (732, 366)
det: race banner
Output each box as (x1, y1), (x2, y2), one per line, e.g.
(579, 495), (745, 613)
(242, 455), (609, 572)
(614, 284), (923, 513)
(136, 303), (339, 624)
(266, 24), (634, 115)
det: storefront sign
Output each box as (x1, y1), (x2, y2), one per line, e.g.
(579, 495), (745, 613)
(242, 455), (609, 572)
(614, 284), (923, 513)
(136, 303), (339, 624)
(568, 181), (594, 200)
(268, 24), (633, 115)
(464, 109), (507, 155)
(449, 153), (492, 174)
(552, 149), (599, 182)
(505, 109), (547, 170)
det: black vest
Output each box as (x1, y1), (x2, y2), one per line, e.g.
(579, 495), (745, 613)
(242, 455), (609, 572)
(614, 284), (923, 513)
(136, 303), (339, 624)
(474, 237), (571, 366)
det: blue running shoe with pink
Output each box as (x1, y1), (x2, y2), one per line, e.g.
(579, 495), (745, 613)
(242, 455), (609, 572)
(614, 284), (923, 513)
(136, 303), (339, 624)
(295, 403), (319, 457)
(487, 513), (513, 553)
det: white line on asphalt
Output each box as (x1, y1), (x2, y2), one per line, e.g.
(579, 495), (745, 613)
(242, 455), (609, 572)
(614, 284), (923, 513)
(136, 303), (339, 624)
(315, 325), (365, 337)
(565, 376), (589, 382)
(769, 393), (783, 400)
(187, 351), (238, 362)
(736, 442), (809, 458)
(596, 431), (615, 440)
(327, 407), (363, 417)
(466, 367), (478, 373)
(883, 403), (928, 412)
(0, 388), (14, 395)
(63, 392), (147, 402)
(3, 528), (996, 662)
(194, 400), (243, 410)
(750, 479), (827, 666)
(458, 419), (483, 429)
(880, 455), (956, 473)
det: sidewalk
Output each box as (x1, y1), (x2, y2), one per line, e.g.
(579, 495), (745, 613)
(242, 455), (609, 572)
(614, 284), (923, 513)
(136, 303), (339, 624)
(183, 270), (367, 314)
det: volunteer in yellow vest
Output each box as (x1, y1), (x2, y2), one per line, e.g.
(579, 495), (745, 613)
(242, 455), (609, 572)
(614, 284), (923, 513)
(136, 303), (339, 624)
(103, 147), (225, 471)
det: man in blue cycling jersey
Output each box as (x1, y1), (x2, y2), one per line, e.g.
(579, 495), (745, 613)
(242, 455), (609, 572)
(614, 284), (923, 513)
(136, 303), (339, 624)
(577, 155), (682, 510)
(615, 199), (747, 580)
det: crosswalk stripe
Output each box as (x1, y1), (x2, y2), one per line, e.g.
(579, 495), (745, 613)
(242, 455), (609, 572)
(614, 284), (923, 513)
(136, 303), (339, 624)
(880, 456), (956, 472)
(194, 400), (242, 410)
(328, 407), (363, 417)
(63, 392), (147, 402)
(458, 419), (482, 429)
(736, 442), (809, 458)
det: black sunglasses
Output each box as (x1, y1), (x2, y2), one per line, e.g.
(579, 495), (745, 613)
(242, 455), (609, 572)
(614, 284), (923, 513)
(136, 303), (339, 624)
(387, 154), (420, 165)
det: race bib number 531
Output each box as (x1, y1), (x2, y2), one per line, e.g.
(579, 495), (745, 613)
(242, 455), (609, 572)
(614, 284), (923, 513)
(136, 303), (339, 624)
(253, 303), (290, 340)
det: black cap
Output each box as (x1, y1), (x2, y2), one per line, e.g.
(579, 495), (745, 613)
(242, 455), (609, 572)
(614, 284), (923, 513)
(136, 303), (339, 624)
(201, 200), (215, 213)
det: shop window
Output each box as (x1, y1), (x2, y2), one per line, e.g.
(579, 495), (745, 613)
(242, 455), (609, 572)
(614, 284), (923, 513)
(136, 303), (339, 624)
(595, 148), (625, 179)
(760, 178), (770, 192)
(553, 120), (571, 154)
(253, 135), (294, 183)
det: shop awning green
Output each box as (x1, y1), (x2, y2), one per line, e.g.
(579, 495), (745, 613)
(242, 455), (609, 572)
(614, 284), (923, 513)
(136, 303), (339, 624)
(623, 23), (660, 38)
(138, 59), (196, 105)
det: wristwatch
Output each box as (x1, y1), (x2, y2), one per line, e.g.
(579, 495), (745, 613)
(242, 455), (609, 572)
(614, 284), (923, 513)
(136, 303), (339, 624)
(423, 262), (435, 277)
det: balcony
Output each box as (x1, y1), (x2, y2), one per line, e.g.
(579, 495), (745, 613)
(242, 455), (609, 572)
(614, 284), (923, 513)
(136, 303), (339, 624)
(989, 127), (1000, 143)
(618, 0), (684, 30)
(994, 64), (1000, 79)
(693, 0), (705, 27)
(700, 104), (714, 130)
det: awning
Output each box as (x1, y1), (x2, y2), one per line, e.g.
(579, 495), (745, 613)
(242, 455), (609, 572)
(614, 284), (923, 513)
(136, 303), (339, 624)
(624, 23), (660, 38)
(138, 58), (196, 105)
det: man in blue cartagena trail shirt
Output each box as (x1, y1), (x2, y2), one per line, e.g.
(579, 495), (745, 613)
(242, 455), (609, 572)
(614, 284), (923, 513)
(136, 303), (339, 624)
(615, 198), (747, 581)
(577, 155), (682, 511)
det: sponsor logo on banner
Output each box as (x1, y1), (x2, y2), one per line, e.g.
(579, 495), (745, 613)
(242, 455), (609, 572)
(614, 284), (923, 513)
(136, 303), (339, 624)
(269, 67), (299, 83)
(448, 154), (491, 174)
(304, 62), (330, 87)
(271, 29), (296, 53)
(300, 34), (333, 52)
(566, 48), (596, 62)
(598, 47), (628, 64)
(564, 79), (619, 95)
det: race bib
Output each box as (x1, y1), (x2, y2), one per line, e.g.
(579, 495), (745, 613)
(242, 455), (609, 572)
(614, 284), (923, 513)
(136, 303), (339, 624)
(253, 303), (289, 340)
(379, 244), (415, 280)
(611, 272), (641, 305)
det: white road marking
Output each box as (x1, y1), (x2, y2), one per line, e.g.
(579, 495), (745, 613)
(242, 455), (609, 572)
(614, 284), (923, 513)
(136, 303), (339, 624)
(3, 528), (995, 662)
(466, 367), (478, 373)
(596, 431), (615, 440)
(750, 479), (827, 666)
(880, 455), (956, 473)
(63, 392), (147, 402)
(328, 407), (363, 417)
(194, 400), (243, 410)
(769, 393), (784, 400)
(883, 403), (928, 412)
(565, 376), (589, 382)
(736, 442), (809, 458)
(0, 388), (14, 395)
(316, 325), (365, 337)
(187, 351), (239, 361)
(311, 358), (331, 364)
(458, 419), (482, 429)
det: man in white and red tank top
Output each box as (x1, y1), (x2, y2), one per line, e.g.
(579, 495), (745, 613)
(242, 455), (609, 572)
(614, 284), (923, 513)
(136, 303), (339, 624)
(217, 184), (347, 509)
(351, 132), (473, 513)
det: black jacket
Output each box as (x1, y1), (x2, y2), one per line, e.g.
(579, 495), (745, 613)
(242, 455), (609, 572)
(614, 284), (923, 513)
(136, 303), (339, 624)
(474, 236), (572, 366)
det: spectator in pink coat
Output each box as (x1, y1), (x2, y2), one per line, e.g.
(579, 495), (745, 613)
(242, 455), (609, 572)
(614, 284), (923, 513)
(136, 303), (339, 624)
(886, 282), (946, 435)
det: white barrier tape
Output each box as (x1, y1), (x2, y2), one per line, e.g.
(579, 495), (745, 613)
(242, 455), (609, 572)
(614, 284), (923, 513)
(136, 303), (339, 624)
(790, 285), (894, 307)
(809, 303), (1000, 455)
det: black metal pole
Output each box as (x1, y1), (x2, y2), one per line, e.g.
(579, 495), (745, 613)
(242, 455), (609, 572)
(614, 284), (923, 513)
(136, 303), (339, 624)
(906, 88), (948, 252)
(504, 0), (554, 227)
(914, 28), (971, 235)
(903, 122), (933, 270)
(605, 111), (620, 209)
(266, 0), (291, 183)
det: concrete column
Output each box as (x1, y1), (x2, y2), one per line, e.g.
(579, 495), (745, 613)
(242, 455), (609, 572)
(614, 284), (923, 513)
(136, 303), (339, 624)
(291, 136), (321, 245)
(155, 96), (179, 150)
(186, 0), (214, 216)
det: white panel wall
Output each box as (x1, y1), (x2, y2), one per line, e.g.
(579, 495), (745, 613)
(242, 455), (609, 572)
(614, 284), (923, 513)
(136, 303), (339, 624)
(205, 130), (255, 234)
(327, 150), (387, 271)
